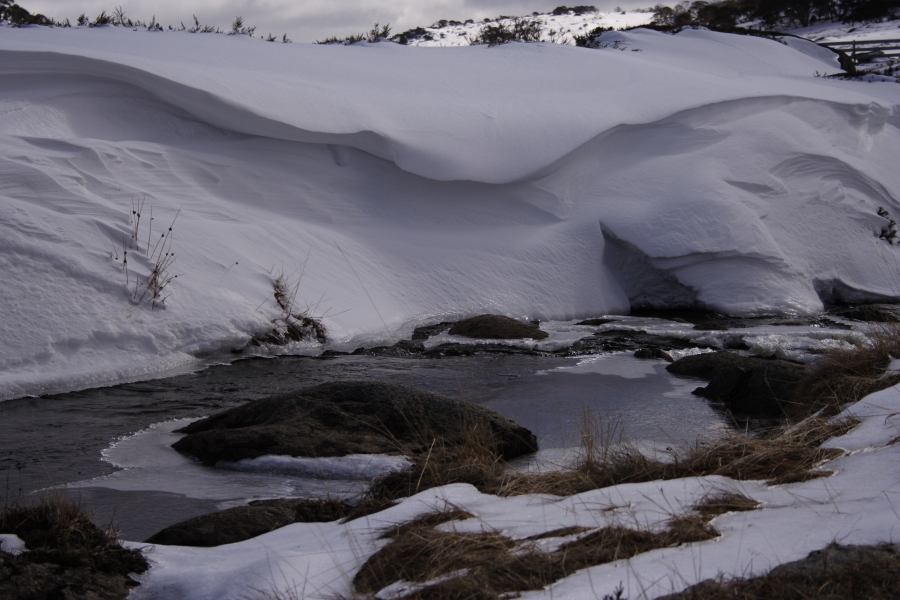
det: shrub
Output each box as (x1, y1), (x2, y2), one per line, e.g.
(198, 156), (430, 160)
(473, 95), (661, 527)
(473, 18), (542, 46)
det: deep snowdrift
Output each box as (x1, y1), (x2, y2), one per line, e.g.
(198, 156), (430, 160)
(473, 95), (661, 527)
(1, 26), (899, 399)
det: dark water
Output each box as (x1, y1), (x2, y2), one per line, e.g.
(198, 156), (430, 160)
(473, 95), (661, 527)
(0, 352), (724, 540)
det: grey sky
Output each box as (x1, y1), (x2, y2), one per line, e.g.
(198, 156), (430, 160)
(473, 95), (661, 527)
(25, 1), (655, 43)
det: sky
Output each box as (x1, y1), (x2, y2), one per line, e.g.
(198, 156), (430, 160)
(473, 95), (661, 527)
(24, 1), (656, 42)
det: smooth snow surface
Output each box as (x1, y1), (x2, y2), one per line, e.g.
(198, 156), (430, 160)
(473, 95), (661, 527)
(130, 385), (900, 600)
(2, 26), (900, 399)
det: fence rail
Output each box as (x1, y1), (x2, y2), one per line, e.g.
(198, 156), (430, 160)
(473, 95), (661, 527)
(819, 38), (900, 63)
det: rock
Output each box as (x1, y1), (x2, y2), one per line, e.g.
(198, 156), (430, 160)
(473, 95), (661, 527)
(667, 351), (808, 419)
(575, 318), (618, 326)
(634, 347), (672, 361)
(145, 498), (350, 547)
(423, 342), (545, 358)
(447, 314), (548, 340)
(567, 329), (698, 356)
(832, 304), (900, 323)
(411, 322), (453, 340)
(173, 381), (538, 465)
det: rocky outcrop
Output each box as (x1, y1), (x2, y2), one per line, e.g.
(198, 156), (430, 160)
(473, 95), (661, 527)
(447, 315), (549, 340)
(173, 381), (538, 465)
(667, 351), (807, 419)
(145, 498), (351, 547)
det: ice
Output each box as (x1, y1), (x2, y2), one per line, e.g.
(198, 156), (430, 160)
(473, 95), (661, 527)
(65, 419), (370, 502)
(219, 454), (413, 481)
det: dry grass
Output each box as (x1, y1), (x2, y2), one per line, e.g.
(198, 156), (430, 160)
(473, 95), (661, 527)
(659, 543), (900, 600)
(694, 492), (760, 519)
(353, 506), (723, 599)
(795, 325), (900, 417)
(500, 415), (856, 496)
(0, 495), (147, 600)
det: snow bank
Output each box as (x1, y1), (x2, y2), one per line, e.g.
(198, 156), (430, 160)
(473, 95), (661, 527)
(129, 384), (900, 599)
(1, 26), (899, 399)
(0, 533), (27, 556)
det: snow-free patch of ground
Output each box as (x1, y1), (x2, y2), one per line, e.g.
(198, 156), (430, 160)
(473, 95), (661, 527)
(127, 384), (900, 599)
(1, 25), (899, 400)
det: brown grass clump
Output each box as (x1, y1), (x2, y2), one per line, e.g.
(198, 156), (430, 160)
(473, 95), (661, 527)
(795, 325), (900, 416)
(694, 492), (760, 519)
(500, 415), (856, 497)
(353, 508), (720, 600)
(659, 543), (900, 600)
(0, 495), (147, 600)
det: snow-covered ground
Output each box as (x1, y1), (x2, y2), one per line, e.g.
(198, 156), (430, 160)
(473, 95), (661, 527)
(126, 383), (900, 599)
(401, 9), (653, 46)
(1, 25), (900, 400)
(791, 17), (900, 43)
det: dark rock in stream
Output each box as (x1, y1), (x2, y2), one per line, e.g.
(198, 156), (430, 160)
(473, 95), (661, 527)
(145, 498), (351, 547)
(565, 329), (701, 356)
(667, 351), (808, 419)
(173, 381), (538, 465)
(831, 304), (900, 323)
(448, 314), (549, 340)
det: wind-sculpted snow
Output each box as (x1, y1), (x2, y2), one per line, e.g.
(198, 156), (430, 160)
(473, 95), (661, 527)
(0, 26), (899, 398)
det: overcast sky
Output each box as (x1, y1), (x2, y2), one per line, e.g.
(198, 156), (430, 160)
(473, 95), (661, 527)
(25, 1), (655, 42)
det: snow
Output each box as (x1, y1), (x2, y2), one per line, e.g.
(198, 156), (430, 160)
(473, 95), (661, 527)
(129, 384), (900, 600)
(0, 533), (26, 556)
(404, 9), (654, 47)
(1, 25), (900, 400)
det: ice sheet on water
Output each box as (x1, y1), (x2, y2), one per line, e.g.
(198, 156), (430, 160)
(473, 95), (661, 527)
(66, 419), (368, 502)
(218, 454), (413, 481)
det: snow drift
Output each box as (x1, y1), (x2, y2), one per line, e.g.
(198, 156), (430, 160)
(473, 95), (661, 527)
(1, 26), (899, 399)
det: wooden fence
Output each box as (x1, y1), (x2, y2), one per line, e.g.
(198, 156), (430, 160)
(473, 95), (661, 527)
(820, 38), (900, 64)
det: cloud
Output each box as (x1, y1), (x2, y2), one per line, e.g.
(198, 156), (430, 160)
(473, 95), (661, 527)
(25, 1), (653, 42)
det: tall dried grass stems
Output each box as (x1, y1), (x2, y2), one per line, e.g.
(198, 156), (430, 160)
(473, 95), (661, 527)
(353, 492), (760, 600)
(795, 324), (900, 417)
(659, 543), (900, 600)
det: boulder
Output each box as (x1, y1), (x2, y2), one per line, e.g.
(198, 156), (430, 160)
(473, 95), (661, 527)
(667, 351), (808, 419)
(173, 381), (538, 465)
(145, 498), (350, 547)
(447, 314), (548, 340)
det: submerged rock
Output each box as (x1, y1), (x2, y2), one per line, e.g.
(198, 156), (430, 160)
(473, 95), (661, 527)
(173, 381), (537, 465)
(667, 351), (807, 419)
(447, 314), (549, 340)
(146, 498), (351, 547)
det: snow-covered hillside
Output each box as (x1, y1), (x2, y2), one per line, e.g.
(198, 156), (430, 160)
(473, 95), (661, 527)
(397, 8), (652, 46)
(1, 25), (900, 399)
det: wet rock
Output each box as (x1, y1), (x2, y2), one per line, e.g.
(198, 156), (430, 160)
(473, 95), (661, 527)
(173, 381), (538, 465)
(634, 347), (673, 361)
(667, 351), (807, 418)
(832, 304), (900, 323)
(575, 318), (618, 326)
(423, 343), (545, 358)
(411, 322), (453, 341)
(566, 329), (699, 356)
(352, 340), (425, 357)
(145, 498), (350, 547)
(447, 314), (548, 340)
